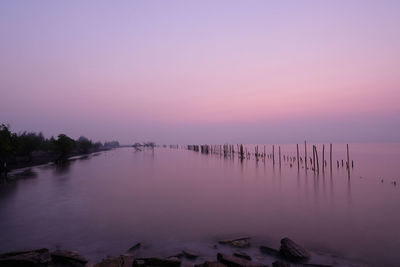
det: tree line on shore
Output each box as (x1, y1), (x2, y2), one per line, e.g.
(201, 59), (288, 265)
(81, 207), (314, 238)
(0, 124), (120, 174)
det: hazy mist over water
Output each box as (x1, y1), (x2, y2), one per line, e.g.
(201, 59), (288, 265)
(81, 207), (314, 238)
(1, 145), (399, 266)
(1, 2), (400, 266)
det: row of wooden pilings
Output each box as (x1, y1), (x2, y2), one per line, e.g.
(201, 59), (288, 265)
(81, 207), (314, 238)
(186, 142), (353, 177)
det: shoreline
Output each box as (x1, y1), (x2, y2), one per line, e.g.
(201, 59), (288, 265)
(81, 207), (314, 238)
(1, 147), (115, 177)
(0, 237), (370, 267)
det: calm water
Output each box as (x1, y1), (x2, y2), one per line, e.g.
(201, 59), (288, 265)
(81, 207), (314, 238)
(0, 144), (399, 266)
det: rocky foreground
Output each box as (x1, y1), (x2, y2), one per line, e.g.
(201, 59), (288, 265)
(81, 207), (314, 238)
(0, 237), (341, 267)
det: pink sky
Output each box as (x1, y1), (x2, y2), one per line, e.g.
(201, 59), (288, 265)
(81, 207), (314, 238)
(1, 1), (399, 144)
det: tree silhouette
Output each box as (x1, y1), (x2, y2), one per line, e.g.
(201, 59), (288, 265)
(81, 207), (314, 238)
(55, 134), (76, 160)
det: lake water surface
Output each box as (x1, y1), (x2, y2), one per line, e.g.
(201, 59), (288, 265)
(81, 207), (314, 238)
(0, 144), (399, 266)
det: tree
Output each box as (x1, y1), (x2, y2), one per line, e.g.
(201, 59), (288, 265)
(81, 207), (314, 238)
(104, 141), (120, 148)
(16, 132), (43, 160)
(55, 134), (75, 159)
(77, 136), (92, 154)
(0, 124), (13, 173)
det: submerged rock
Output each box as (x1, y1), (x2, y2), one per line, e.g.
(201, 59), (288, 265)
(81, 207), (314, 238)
(218, 237), (250, 248)
(233, 251), (251, 261)
(195, 261), (227, 267)
(182, 249), (200, 259)
(95, 254), (133, 267)
(259, 245), (280, 257)
(127, 243), (141, 253)
(272, 261), (332, 267)
(51, 250), (88, 267)
(0, 248), (50, 267)
(279, 238), (310, 262)
(217, 253), (267, 267)
(272, 261), (291, 267)
(133, 257), (180, 267)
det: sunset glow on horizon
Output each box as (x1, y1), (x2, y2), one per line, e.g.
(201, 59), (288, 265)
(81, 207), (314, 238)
(1, 0), (399, 144)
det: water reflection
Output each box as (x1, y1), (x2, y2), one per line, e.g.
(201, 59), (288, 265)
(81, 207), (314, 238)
(54, 161), (71, 175)
(0, 146), (399, 266)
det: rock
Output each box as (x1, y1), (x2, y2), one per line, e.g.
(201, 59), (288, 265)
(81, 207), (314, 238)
(182, 250), (200, 259)
(168, 252), (184, 259)
(233, 251), (251, 261)
(127, 243), (141, 253)
(218, 237), (250, 248)
(133, 257), (180, 267)
(51, 250), (88, 267)
(95, 254), (134, 267)
(279, 238), (310, 262)
(133, 259), (145, 266)
(217, 253), (267, 267)
(259, 246), (279, 257)
(272, 261), (332, 267)
(195, 261), (227, 267)
(272, 261), (291, 267)
(0, 248), (50, 267)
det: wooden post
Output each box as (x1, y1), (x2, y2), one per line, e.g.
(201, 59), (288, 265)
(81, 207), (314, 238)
(347, 144), (350, 178)
(304, 141), (307, 169)
(273, 145), (275, 165)
(312, 145), (315, 172)
(315, 146), (320, 173)
(322, 144), (325, 172)
(296, 144), (300, 170)
(330, 143), (332, 171)
(279, 146), (281, 167)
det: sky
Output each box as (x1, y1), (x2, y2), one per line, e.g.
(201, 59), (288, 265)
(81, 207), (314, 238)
(1, 0), (400, 144)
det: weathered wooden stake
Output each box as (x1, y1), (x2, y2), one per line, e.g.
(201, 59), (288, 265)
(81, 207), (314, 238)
(296, 144), (300, 170)
(322, 144), (325, 172)
(330, 143), (332, 171)
(304, 141), (308, 169)
(347, 144), (350, 178)
(315, 146), (320, 173)
(279, 146), (281, 167)
(312, 145), (315, 172)
(273, 145), (275, 165)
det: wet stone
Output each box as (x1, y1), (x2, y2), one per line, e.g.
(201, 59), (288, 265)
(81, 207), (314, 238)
(51, 250), (88, 267)
(218, 237), (251, 248)
(279, 238), (310, 262)
(182, 250), (200, 259)
(259, 246), (280, 257)
(272, 261), (332, 267)
(94, 254), (134, 267)
(0, 248), (50, 267)
(127, 243), (142, 253)
(133, 257), (181, 267)
(272, 261), (291, 267)
(195, 261), (227, 267)
(217, 253), (267, 267)
(233, 251), (251, 261)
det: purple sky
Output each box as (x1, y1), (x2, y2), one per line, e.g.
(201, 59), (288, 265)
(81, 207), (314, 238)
(1, 1), (400, 144)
